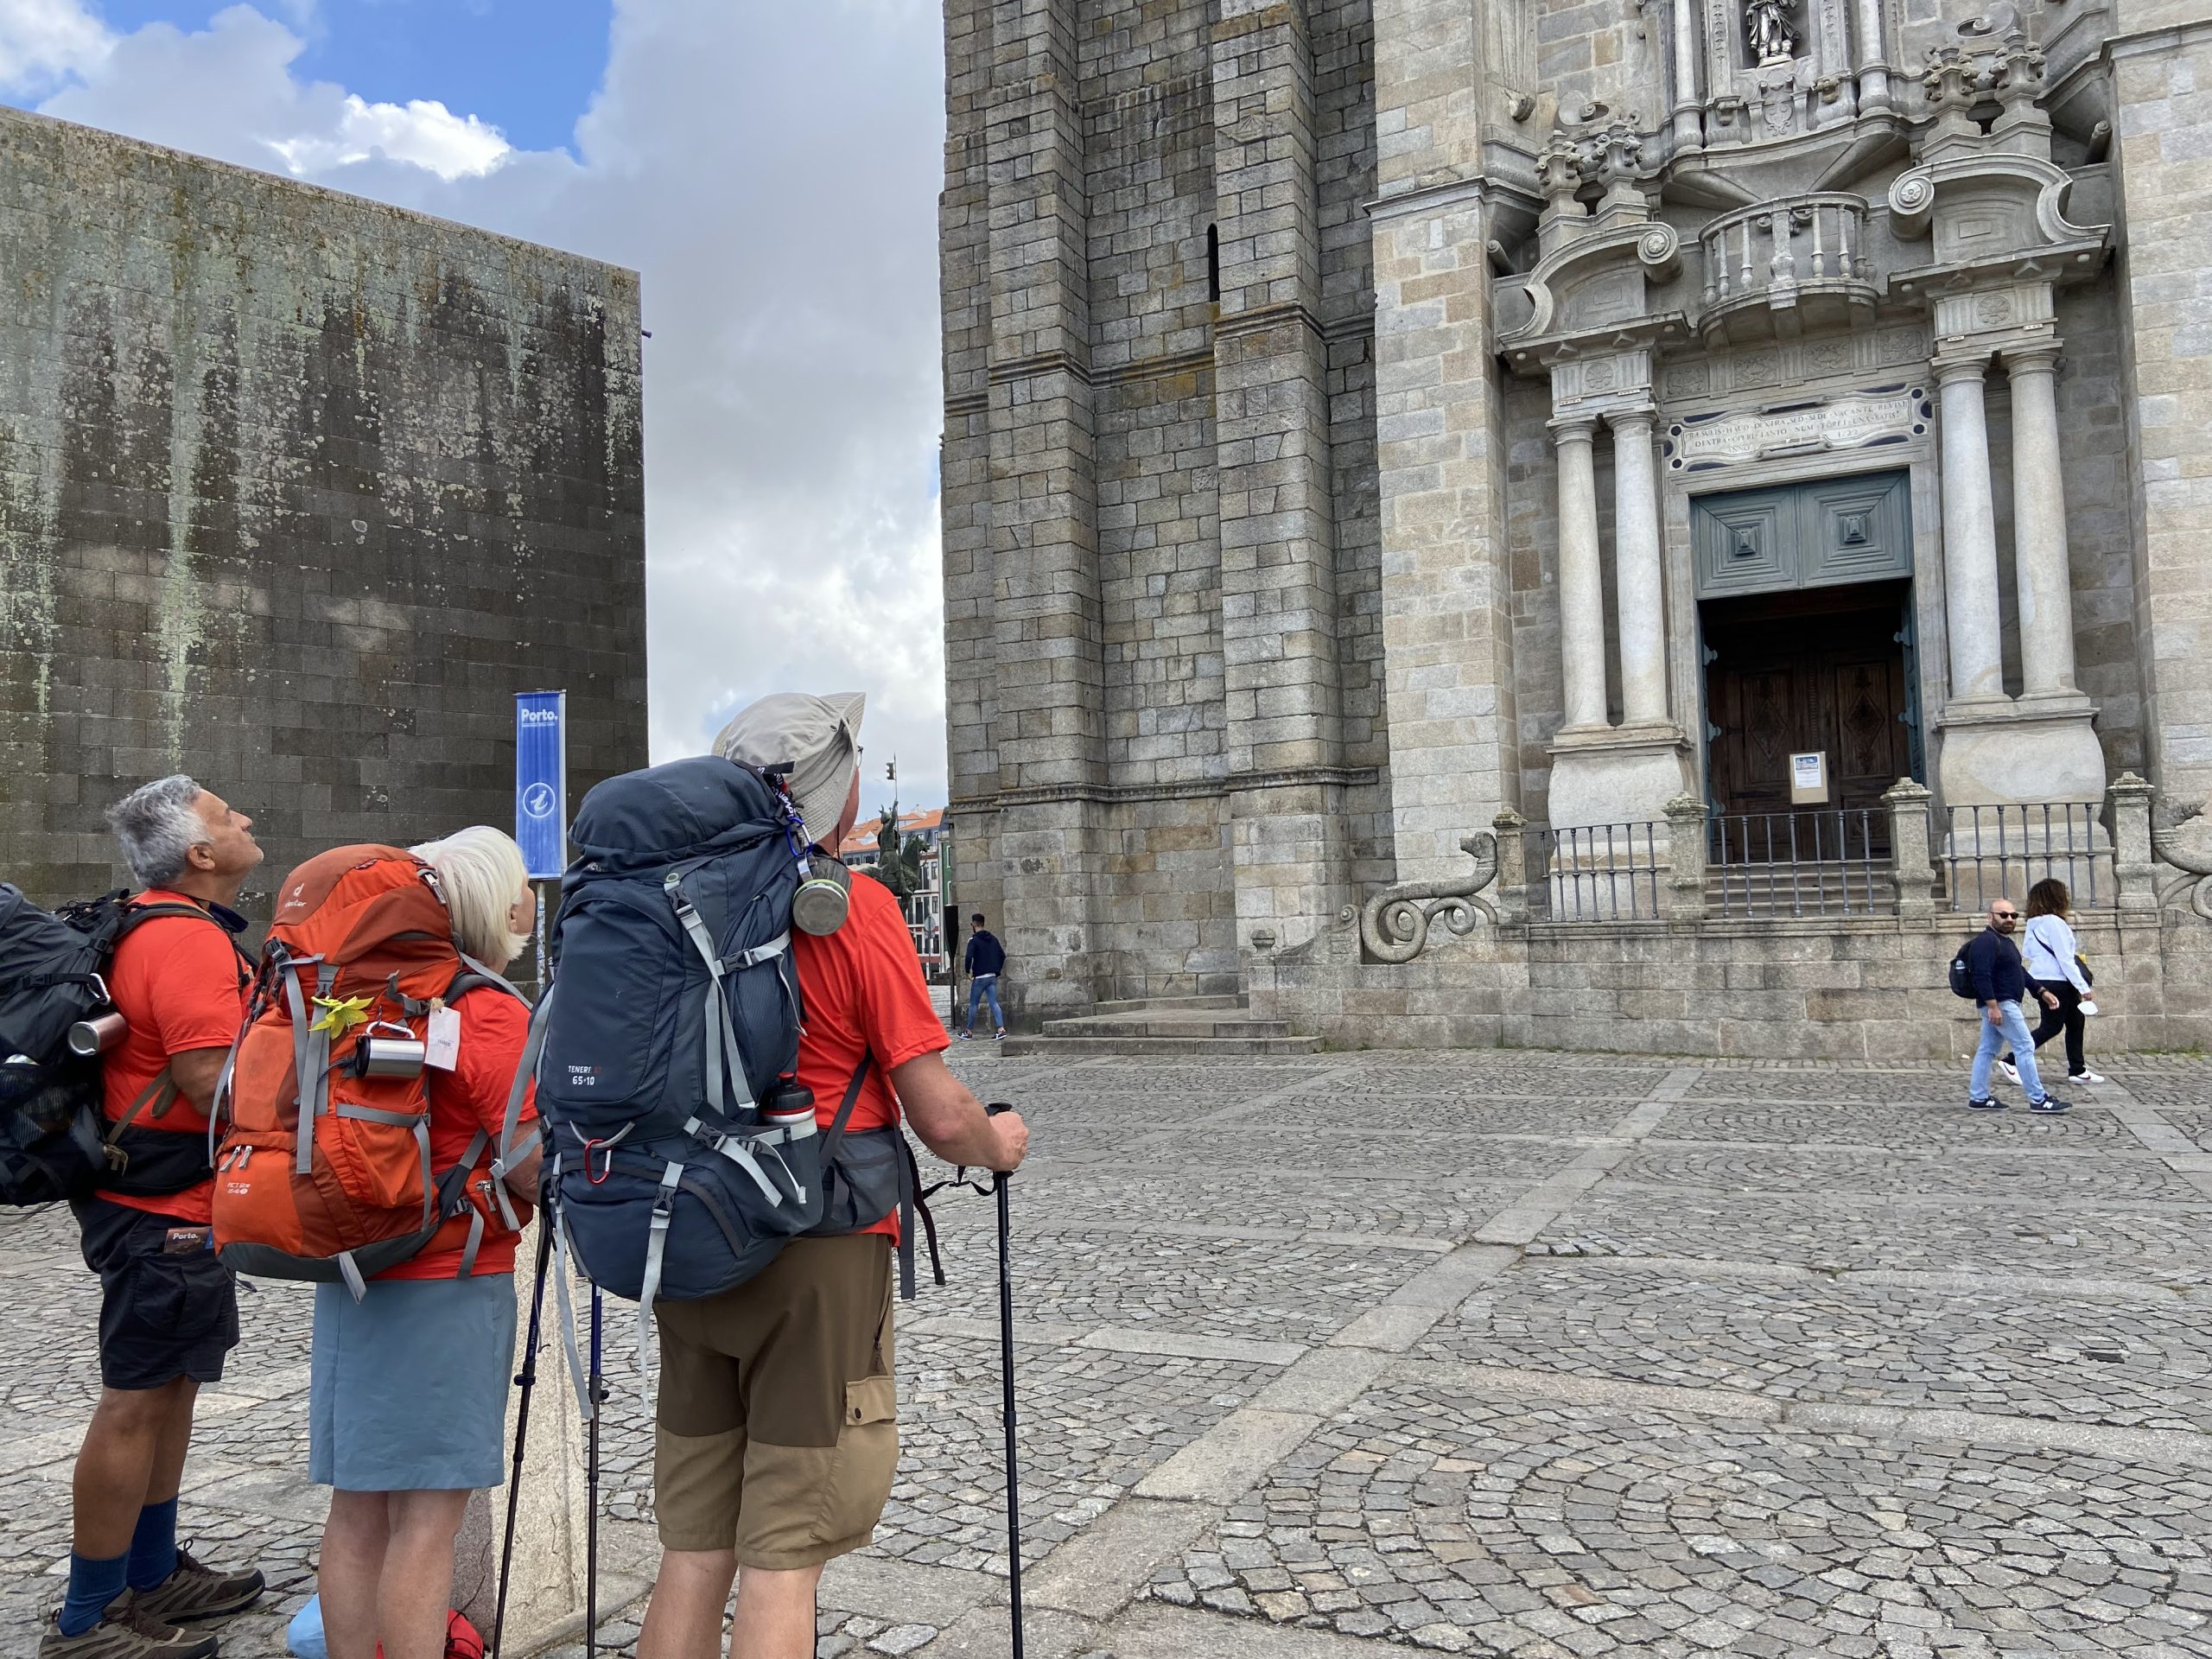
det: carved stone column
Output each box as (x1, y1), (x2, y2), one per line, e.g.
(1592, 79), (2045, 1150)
(1854, 0), (1893, 113)
(1554, 414), (1608, 732)
(1611, 407), (1669, 728)
(1492, 809), (1530, 925)
(1671, 0), (1704, 152)
(2108, 771), (2158, 920)
(1883, 778), (1936, 920)
(1935, 354), (2005, 704)
(2005, 345), (2077, 698)
(1665, 793), (1707, 922)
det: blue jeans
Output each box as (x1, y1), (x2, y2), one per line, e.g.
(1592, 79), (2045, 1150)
(965, 974), (1003, 1032)
(1970, 1000), (2046, 1102)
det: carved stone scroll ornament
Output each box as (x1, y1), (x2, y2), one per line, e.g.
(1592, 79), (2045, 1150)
(2150, 811), (2212, 920)
(1359, 833), (1500, 964)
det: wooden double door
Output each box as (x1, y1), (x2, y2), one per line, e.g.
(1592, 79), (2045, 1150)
(1693, 470), (1922, 854)
(1701, 581), (1919, 849)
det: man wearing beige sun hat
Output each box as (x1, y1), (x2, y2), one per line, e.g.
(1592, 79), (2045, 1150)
(634, 691), (1029, 1659)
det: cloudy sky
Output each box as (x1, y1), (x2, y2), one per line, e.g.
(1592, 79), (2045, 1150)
(0, 0), (950, 823)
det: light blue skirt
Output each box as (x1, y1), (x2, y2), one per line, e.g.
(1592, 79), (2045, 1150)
(308, 1273), (516, 1491)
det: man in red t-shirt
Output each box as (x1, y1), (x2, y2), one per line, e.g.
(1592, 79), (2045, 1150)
(636, 694), (1029, 1659)
(48, 778), (266, 1659)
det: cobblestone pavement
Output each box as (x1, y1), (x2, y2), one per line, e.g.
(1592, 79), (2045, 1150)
(6, 1049), (2212, 1657)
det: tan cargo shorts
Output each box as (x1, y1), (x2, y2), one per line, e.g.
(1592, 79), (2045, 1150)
(652, 1232), (898, 1567)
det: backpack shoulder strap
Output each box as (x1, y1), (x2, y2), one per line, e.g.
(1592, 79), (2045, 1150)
(115, 901), (255, 976)
(443, 957), (532, 1008)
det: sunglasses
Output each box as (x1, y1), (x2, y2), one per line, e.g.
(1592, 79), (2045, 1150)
(1993, 912), (2018, 920)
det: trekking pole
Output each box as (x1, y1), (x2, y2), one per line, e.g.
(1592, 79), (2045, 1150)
(490, 1218), (555, 1659)
(585, 1286), (604, 1656)
(983, 1102), (1024, 1658)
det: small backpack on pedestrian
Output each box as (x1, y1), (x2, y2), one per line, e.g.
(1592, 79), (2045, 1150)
(526, 755), (934, 1363)
(0, 884), (243, 1206)
(211, 846), (526, 1294)
(1947, 939), (1981, 1000)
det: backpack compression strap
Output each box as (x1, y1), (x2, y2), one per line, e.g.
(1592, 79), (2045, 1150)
(488, 988), (556, 1235)
(665, 863), (790, 1119)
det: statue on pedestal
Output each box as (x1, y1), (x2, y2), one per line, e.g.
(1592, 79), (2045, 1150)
(1745, 0), (1797, 64)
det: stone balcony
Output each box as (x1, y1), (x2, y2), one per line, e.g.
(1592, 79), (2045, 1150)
(1696, 193), (1878, 345)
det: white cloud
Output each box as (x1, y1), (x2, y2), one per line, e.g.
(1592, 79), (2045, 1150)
(270, 92), (510, 179)
(0, 0), (111, 90)
(38, 6), (514, 182)
(25, 0), (950, 815)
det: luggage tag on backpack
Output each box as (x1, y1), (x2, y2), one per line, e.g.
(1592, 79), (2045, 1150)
(424, 1006), (461, 1071)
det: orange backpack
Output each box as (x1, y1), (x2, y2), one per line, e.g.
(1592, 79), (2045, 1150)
(212, 846), (529, 1294)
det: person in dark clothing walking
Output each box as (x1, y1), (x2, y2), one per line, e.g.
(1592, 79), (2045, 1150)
(1964, 897), (2071, 1114)
(959, 912), (1006, 1040)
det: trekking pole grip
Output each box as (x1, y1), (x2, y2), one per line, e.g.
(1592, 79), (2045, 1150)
(984, 1101), (1014, 1188)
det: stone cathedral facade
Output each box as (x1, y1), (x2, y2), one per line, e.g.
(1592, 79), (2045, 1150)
(937, 0), (2212, 1056)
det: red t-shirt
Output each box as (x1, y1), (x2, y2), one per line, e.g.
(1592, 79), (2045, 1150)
(791, 871), (951, 1239)
(379, 985), (540, 1281)
(100, 891), (252, 1224)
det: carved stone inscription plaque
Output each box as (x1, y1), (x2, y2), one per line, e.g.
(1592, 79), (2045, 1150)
(1667, 385), (1929, 471)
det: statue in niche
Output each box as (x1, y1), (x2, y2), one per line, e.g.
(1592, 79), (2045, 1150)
(1745, 0), (1797, 65)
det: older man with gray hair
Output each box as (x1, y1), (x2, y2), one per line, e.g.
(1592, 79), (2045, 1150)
(46, 778), (265, 1659)
(635, 693), (1029, 1659)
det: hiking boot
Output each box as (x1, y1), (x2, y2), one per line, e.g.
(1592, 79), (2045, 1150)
(130, 1549), (263, 1624)
(2028, 1095), (2073, 1114)
(38, 1593), (218, 1659)
(1997, 1058), (2019, 1085)
(1967, 1096), (2005, 1111)
(2070, 1070), (2107, 1085)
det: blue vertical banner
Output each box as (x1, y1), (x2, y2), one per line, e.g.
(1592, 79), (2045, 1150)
(515, 690), (568, 880)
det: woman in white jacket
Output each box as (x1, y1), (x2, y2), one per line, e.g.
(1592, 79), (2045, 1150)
(1999, 877), (2105, 1087)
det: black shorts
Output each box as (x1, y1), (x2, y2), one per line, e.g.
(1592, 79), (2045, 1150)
(73, 1198), (240, 1392)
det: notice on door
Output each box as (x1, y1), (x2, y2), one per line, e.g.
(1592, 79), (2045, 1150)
(1789, 751), (1828, 804)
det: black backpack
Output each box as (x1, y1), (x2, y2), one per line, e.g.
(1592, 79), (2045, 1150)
(1948, 938), (1980, 1000)
(519, 757), (933, 1365)
(0, 887), (232, 1205)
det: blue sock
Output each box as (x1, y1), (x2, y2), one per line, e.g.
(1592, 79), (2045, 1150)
(56, 1550), (128, 1637)
(125, 1497), (179, 1592)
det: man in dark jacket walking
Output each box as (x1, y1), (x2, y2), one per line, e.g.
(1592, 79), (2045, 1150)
(958, 912), (1006, 1040)
(1965, 897), (2070, 1113)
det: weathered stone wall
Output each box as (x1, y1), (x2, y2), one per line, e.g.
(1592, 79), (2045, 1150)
(0, 106), (646, 912)
(1255, 909), (2212, 1058)
(2107, 0), (2212, 805)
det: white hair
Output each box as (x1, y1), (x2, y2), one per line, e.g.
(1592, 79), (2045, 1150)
(410, 826), (531, 969)
(105, 775), (207, 888)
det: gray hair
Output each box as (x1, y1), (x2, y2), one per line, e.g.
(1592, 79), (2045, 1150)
(105, 775), (207, 888)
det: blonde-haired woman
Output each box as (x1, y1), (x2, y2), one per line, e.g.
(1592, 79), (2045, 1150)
(309, 827), (543, 1659)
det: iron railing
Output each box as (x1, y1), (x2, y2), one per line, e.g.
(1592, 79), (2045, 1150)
(1527, 822), (1665, 922)
(1709, 808), (1886, 918)
(1944, 802), (2111, 913)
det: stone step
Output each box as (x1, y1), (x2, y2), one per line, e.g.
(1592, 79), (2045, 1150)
(1042, 1013), (1294, 1039)
(1090, 994), (1247, 1014)
(1000, 1033), (1325, 1058)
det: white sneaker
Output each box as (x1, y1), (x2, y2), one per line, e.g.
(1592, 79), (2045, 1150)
(2069, 1070), (2107, 1085)
(1998, 1059), (2019, 1085)
(2078, 999), (2099, 1017)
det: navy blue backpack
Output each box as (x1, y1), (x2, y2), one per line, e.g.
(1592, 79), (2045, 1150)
(508, 755), (924, 1372)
